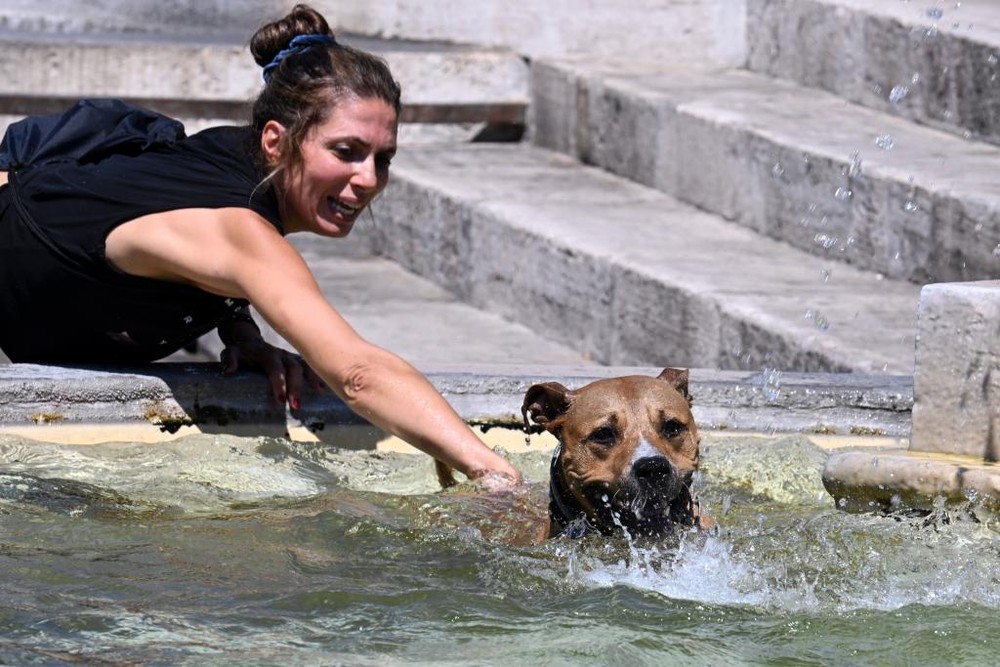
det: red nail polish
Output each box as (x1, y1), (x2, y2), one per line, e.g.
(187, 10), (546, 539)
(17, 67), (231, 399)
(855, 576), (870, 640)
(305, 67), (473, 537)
(290, 396), (300, 411)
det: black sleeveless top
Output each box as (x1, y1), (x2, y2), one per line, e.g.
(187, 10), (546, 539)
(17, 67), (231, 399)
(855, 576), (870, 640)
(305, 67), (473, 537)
(0, 121), (283, 363)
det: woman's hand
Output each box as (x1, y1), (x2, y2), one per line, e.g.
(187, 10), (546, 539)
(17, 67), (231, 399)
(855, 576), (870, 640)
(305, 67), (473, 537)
(220, 337), (323, 409)
(469, 469), (524, 493)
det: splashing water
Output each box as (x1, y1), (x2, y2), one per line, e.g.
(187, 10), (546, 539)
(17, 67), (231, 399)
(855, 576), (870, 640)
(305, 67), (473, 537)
(572, 531), (769, 607)
(4, 432), (1000, 664)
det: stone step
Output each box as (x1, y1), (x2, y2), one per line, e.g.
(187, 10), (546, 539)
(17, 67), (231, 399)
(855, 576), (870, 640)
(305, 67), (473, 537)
(0, 0), (747, 68)
(0, 0), (270, 38)
(530, 58), (1000, 286)
(746, 0), (1000, 145)
(0, 29), (528, 127)
(372, 141), (920, 374)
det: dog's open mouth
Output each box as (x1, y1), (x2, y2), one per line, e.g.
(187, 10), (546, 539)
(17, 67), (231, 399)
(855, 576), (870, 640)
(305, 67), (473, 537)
(584, 478), (696, 537)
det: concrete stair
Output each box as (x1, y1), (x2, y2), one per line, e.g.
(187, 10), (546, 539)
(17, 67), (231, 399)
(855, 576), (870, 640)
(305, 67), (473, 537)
(3, 0), (998, 376)
(0, 25), (529, 134)
(747, 0), (1000, 146)
(531, 60), (1000, 285)
(373, 142), (918, 374)
(358, 0), (1000, 373)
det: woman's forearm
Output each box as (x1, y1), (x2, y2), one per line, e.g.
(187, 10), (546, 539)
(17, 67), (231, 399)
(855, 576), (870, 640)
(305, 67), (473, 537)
(331, 348), (520, 482)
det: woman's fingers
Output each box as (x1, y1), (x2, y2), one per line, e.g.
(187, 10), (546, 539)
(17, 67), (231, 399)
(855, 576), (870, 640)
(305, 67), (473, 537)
(471, 471), (523, 493)
(255, 347), (288, 405)
(281, 351), (305, 410)
(219, 346), (241, 375)
(303, 361), (325, 393)
(219, 341), (318, 408)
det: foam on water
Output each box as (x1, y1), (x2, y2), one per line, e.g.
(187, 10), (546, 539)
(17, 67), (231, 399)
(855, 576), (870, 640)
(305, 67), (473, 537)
(568, 499), (1000, 615)
(571, 532), (770, 607)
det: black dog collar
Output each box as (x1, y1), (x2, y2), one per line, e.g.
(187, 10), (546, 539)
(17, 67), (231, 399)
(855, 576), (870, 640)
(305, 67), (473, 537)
(548, 443), (597, 538)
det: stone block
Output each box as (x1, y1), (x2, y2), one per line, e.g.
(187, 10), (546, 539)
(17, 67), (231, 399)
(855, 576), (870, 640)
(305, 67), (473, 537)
(910, 281), (1000, 458)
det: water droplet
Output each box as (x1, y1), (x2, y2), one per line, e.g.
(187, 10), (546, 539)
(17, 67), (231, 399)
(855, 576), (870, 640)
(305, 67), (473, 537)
(814, 233), (839, 249)
(889, 85), (909, 105)
(847, 151), (863, 179)
(820, 267), (832, 282)
(772, 162), (785, 181)
(925, 25), (939, 39)
(834, 186), (853, 201)
(874, 134), (895, 150)
(755, 367), (783, 401)
(989, 53), (999, 66)
(911, 72), (921, 85)
(805, 310), (830, 331)
(904, 199), (919, 213)
(926, 7), (943, 19)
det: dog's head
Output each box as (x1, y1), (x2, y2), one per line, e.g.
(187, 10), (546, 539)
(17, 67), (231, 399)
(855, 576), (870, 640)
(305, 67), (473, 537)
(523, 368), (701, 538)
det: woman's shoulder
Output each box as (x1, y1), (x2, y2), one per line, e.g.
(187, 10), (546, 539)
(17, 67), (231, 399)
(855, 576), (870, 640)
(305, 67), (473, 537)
(180, 125), (256, 162)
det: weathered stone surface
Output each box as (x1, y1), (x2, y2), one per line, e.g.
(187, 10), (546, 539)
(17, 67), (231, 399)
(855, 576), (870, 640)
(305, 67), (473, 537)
(530, 58), (1000, 285)
(910, 281), (1000, 458)
(0, 363), (913, 438)
(823, 448), (1000, 512)
(328, 0), (747, 67)
(0, 31), (528, 119)
(376, 142), (919, 373)
(747, 0), (1000, 145)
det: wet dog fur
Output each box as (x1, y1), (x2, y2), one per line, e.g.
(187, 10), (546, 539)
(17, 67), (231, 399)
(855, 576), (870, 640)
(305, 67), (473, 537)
(437, 368), (710, 540)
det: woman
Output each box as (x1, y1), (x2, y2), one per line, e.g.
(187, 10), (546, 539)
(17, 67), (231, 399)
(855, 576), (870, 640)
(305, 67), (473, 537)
(0, 5), (521, 488)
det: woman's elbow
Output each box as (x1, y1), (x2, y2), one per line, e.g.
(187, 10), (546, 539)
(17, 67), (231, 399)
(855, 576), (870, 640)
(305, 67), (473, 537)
(336, 349), (408, 408)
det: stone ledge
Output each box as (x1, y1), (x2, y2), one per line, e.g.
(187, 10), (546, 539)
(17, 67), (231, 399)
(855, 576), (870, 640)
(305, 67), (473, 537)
(0, 363), (913, 441)
(823, 448), (1000, 512)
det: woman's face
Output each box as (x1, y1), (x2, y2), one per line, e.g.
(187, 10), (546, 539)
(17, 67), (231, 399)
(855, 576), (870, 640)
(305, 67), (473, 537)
(267, 97), (398, 237)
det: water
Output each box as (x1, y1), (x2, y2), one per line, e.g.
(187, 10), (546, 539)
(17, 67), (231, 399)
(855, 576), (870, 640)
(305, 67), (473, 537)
(3, 432), (1000, 665)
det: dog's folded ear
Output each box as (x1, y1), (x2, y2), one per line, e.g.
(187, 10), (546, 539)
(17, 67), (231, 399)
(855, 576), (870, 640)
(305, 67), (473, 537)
(657, 368), (692, 404)
(521, 382), (572, 429)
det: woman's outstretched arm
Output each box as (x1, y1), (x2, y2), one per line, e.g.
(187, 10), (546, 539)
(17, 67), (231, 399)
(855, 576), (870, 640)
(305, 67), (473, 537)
(106, 207), (522, 487)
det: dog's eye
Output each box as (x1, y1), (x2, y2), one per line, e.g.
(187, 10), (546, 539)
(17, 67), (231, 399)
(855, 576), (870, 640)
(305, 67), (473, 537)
(587, 426), (618, 447)
(660, 418), (686, 439)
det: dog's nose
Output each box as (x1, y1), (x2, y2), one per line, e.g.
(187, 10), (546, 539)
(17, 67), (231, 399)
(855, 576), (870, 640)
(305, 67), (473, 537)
(632, 456), (675, 482)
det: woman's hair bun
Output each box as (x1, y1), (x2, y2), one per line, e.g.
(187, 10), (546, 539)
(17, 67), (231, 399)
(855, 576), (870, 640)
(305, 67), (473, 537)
(250, 4), (334, 70)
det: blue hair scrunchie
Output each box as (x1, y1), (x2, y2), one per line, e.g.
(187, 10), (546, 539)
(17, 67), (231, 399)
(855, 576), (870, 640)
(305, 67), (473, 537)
(262, 33), (336, 82)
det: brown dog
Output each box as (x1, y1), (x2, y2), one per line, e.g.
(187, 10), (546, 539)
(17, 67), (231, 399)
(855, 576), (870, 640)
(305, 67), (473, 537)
(438, 368), (709, 540)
